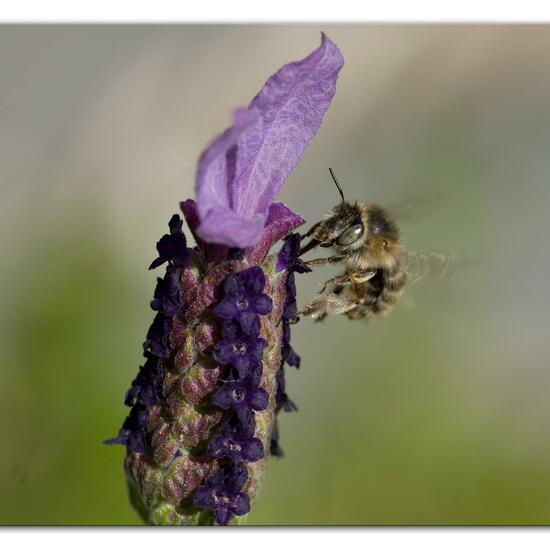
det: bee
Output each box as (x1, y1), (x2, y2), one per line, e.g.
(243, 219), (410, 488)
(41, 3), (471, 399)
(297, 168), (407, 322)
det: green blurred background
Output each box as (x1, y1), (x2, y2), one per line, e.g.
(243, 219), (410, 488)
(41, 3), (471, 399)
(2, 25), (550, 525)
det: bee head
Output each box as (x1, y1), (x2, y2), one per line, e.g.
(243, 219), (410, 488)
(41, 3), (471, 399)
(306, 201), (365, 251)
(306, 168), (367, 251)
(300, 170), (400, 258)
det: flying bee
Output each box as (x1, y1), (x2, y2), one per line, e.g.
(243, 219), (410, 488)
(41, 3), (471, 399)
(297, 169), (408, 322)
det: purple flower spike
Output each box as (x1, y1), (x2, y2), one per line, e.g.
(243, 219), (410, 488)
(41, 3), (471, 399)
(193, 463), (251, 526)
(196, 33), (344, 248)
(108, 35), (344, 526)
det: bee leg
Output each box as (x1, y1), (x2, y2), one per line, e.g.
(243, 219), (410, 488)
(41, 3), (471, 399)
(318, 274), (351, 294)
(349, 269), (377, 285)
(299, 293), (357, 320)
(304, 254), (347, 267)
(317, 268), (376, 294)
(298, 297), (328, 320)
(300, 222), (321, 240)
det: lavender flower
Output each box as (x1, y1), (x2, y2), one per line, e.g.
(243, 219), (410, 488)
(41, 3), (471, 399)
(211, 368), (269, 424)
(106, 33), (343, 526)
(124, 353), (161, 407)
(213, 320), (267, 377)
(149, 214), (189, 270)
(193, 463), (251, 526)
(213, 267), (272, 335)
(207, 421), (264, 462)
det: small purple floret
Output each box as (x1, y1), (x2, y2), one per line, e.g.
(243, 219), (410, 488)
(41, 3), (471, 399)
(124, 353), (161, 407)
(193, 462), (251, 526)
(207, 422), (264, 463)
(269, 421), (284, 458)
(213, 316), (267, 376)
(104, 404), (148, 453)
(143, 312), (172, 358)
(149, 214), (189, 270)
(150, 268), (181, 316)
(213, 266), (272, 335)
(211, 372), (269, 425)
(276, 233), (311, 274)
(275, 367), (297, 413)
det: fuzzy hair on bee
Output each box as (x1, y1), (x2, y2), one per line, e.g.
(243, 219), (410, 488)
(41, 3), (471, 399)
(297, 169), (407, 322)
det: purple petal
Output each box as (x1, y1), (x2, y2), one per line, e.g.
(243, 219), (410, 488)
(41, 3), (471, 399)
(249, 387), (269, 411)
(233, 359), (255, 380)
(241, 266), (265, 295)
(224, 272), (245, 295)
(286, 347), (301, 368)
(227, 462), (249, 492)
(276, 232), (300, 272)
(235, 407), (256, 437)
(249, 203), (304, 264)
(211, 385), (234, 410)
(215, 506), (232, 526)
(195, 34), (343, 248)
(126, 431), (146, 453)
(250, 294), (272, 316)
(212, 340), (235, 365)
(237, 311), (260, 336)
(197, 207), (265, 249)
(180, 199), (201, 242)
(221, 319), (239, 342)
(230, 493), (251, 517)
(103, 433), (125, 446)
(196, 108), (258, 218)
(195, 108), (261, 247)
(231, 33), (344, 220)
(232, 353), (252, 372)
(212, 296), (240, 320)
(243, 438), (264, 462)
(193, 486), (215, 509)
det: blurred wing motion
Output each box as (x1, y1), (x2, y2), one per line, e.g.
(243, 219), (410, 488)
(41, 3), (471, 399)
(387, 192), (478, 286)
(387, 191), (449, 223)
(404, 249), (479, 286)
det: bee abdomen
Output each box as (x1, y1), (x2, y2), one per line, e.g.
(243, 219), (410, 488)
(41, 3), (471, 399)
(347, 265), (406, 320)
(374, 267), (405, 310)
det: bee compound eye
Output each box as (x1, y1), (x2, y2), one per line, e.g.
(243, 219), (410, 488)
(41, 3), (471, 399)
(336, 224), (364, 246)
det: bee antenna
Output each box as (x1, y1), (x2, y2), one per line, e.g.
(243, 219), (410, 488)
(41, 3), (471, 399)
(329, 167), (345, 203)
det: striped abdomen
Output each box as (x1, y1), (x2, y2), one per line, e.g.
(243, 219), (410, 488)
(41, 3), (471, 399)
(345, 261), (406, 321)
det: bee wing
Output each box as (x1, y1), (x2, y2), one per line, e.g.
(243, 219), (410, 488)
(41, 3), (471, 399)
(403, 249), (479, 286)
(386, 191), (449, 223)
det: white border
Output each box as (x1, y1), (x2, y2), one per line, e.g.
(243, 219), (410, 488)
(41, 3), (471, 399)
(2, 1), (550, 22)
(1, 5), (549, 548)
(2, 528), (550, 550)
